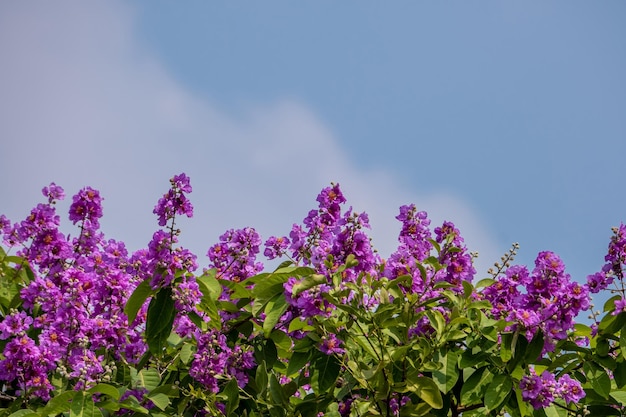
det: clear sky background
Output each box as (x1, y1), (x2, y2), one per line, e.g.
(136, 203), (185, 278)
(1, 1), (625, 308)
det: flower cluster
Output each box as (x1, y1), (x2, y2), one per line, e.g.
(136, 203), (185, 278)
(153, 173), (193, 227)
(272, 184), (380, 328)
(189, 329), (255, 393)
(207, 227), (263, 300)
(0, 184), (146, 398)
(0, 174), (200, 400)
(383, 206), (475, 294)
(483, 251), (589, 350)
(520, 370), (585, 409)
(1, 173), (608, 416)
(588, 224), (626, 315)
(287, 183), (379, 280)
(433, 221), (476, 288)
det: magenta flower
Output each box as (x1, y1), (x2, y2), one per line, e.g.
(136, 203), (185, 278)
(586, 271), (613, 294)
(264, 235), (290, 259)
(0, 311), (34, 339)
(42, 182), (65, 204)
(319, 333), (345, 355)
(613, 297), (626, 316)
(153, 173), (193, 227)
(68, 187), (103, 227)
(557, 374), (585, 404)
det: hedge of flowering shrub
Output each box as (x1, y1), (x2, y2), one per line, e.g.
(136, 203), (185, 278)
(0, 173), (625, 416)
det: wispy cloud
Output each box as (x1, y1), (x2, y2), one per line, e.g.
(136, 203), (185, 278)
(0, 1), (502, 275)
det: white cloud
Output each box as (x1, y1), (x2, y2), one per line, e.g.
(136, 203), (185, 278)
(0, 0), (502, 276)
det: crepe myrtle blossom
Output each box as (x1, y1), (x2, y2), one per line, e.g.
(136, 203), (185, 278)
(483, 251), (590, 350)
(586, 224), (626, 298)
(586, 271), (613, 294)
(264, 235), (290, 260)
(433, 221), (476, 289)
(520, 370), (584, 409)
(0, 311), (33, 339)
(208, 227), (263, 287)
(69, 187), (103, 228)
(42, 182), (65, 204)
(287, 183), (378, 277)
(153, 173), (194, 227)
(1, 185), (70, 268)
(189, 329), (255, 393)
(383, 205), (434, 291)
(276, 184), (381, 327)
(0, 335), (55, 400)
(0, 183), (152, 399)
(319, 333), (345, 355)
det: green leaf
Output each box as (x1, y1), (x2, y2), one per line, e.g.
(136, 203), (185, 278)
(270, 329), (292, 353)
(124, 278), (153, 324)
(611, 390), (626, 405)
(500, 332), (515, 363)
(135, 368), (161, 391)
(256, 361), (269, 395)
(584, 361), (611, 399)
(39, 390), (77, 416)
(475, 278), (495, 288)
(269, 373), (288, 405)
(614, 360), (626, 388)
(574, 323), (592, 338)
(251, 268), (313, 300)
(461, 367), (493, 405)
(254, 337), (278, 369)
(621, 322), (626, 360)
(600, 311), (626, 335)
(70, 391), (104, 417)
(147, 393), (170, 411)
(291, 274), (327, 296)
(484, 374), (512, 411)
(7, 411), (38, 417)
(604, 294), (622, 312)
(222, 378), (240, 415)
(544, 404), (568, 417)
(287, 351), (311, 377)
(119, 395), (149, 414)
(88, 383), (120, 400)
(179, 343), (195, 364)
(312, 353), (341, 393)
(196, 269), (222, 298)
(433, 350), (459, 394)
(407, 376), (443, 409)
(195, 277), (222, 328)
(426, 309), (446, 337)
(525, 331), (544, 363)
(263, 293), (289, 336)
(288, 317), (315, 333)
(146, 287), (177, 354)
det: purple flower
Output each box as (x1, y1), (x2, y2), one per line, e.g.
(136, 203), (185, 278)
(264, 236), (290, 259)
(172, 277), (202, 313)
(153, 173), (193, 227)
(484, 251), (590, 351)
(319, 334), (345, 355)
(69, 187), (103, 227)
(0, 311), (33, 339)
(520, 370), (557, 409)
(586, 271), (613, 294)
(613, 297), (626, 316)
(189, 329), (255, 393)
(42, 182), (65, 204)
(557, 374), (585, 404)
(208, 227), (263, 293)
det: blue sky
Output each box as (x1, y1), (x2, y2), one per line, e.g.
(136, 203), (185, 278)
(1, 1), (625, 307)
